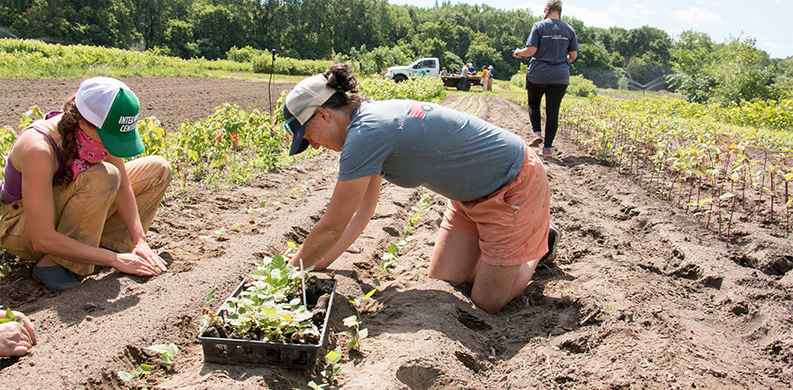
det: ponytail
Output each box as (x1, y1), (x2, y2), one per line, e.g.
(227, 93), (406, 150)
(56, 97), (80, 186)
(322, 63), (365, 110)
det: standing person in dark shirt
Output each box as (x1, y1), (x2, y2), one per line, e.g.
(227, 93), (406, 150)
(514, 0), (578, 156)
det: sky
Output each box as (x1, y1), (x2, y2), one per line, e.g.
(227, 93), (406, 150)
(388, 0), (793, 59)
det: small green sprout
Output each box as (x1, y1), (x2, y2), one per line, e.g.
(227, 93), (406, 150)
(0, 308), (23, 325)
(214, 227), (227, 240)
(321, 347), (343, 384)
(147, 343), (180, 367)
(118, 364), (151, 385)
(341, 315), (369, 349)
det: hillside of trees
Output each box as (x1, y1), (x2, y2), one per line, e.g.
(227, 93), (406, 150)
(2, 0), (792, 103)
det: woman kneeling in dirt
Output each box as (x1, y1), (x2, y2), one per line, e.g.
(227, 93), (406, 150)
(0, 77), (171, 290)
(282, 64), (560, 314)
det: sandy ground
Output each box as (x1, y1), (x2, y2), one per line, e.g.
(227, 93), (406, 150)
(0, 77), (792, 389)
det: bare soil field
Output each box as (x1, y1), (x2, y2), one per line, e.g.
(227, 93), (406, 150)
(0, 77), (791, 389)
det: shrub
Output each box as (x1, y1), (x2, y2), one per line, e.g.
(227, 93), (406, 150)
(252, 55), (332, 75)
(568, 75), (598, 97)
(227, 46), (267, 63)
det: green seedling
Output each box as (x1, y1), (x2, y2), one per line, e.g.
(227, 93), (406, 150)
(307, 380), (326, 390)
(349, 287), (377, 310)
(379, 239), (406, 274)
(405, 211), (420, 235)
(341, 315), (369, 349)
(214, 227), (227, 241)
(321, 347), (343, 385)
(341, 286), (377, 349)
(285, 241), (299, 255)
(147, 343), (180, 367)
(232, 221), (242, 231)
(0, 308), (23, 325)
(118, 364), (151, 386)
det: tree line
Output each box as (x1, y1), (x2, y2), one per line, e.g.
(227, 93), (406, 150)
(2, 0), (791, 103)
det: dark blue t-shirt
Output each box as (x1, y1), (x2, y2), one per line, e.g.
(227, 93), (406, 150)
(526, 18), (578, 85)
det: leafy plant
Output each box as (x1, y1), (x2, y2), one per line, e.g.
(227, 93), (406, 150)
(321, 347), (344, 385)
(200, 253), (331, 345)
(0, 308), (23, 325)
(118, 364), (151, 386)
(341, 286), (376, 349)
(147, 343), (180, 367)
(380, 240), (404, 274)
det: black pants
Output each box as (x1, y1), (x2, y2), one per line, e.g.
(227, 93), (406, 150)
(527, 81), (568, 149)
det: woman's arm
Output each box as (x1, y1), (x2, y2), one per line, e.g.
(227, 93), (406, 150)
(514, 46), (538, 58)
(17, 134), (161, 276)
(106, 157), (168, 272)
(313, 175), (382, 270)
(290, 174), (379, 269)
(17, 132), (116, 267)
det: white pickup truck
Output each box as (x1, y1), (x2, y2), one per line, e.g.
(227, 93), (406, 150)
(384, 57), (481, 91)
(384, 57), (440, 82)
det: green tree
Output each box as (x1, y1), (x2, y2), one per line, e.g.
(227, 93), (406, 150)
(193, 4), (244, 59)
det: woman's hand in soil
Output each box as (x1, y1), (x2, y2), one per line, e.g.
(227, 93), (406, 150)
(0, 311), (36, 357)
(114, 252), (164, 276)
(131, 240), (168, 273)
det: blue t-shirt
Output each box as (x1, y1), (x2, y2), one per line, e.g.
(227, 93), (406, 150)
(526, 18), (578, 85)
(339, 100), (525, 201)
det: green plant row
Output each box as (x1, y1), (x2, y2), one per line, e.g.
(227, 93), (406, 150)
(0, 39), (249, 78)
(618, 95), (793, 132)
(358, 76), (446, 102)
(252, 55), (333, 76)
(560, 96), (793, 238)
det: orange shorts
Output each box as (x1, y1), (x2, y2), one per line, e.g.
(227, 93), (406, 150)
(440, 148), (550, 267)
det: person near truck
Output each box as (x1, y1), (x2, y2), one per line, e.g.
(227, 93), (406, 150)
(280, 63), (562, 314)
(0, 77), (172, 290)
(481, 66), (490, 92)
(487, 65), (494, 92)
(458, 63), (469, 90)
(513, 0), (578, 156)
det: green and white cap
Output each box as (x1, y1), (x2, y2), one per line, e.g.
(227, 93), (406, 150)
(75, 77), (144, 158)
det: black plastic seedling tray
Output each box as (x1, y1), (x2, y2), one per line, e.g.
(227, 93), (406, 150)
(198, 278), (336, 369)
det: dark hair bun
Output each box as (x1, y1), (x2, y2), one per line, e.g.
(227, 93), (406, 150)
(325, 63), (357, 93)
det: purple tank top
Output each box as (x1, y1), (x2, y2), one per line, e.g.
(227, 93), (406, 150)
(1, 112), (66, 204)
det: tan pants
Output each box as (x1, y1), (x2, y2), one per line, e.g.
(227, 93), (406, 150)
(0, 156), (172, 275)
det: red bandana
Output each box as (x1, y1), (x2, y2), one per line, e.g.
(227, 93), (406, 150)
(70, 129), (110, 179)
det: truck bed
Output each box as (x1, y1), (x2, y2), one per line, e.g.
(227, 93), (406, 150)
(440, 75), (482, 91)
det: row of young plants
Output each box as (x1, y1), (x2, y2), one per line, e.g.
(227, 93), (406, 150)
(558, 95), (793, 239)
(0, 39), (249, 79)
(617, 95), (793, 132)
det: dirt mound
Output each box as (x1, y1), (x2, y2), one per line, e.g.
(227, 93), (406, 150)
(0, 77), (791, 389)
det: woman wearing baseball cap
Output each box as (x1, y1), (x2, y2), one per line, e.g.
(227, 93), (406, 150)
(0, 77), (172, 290)
(282, 64), (561, 314)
